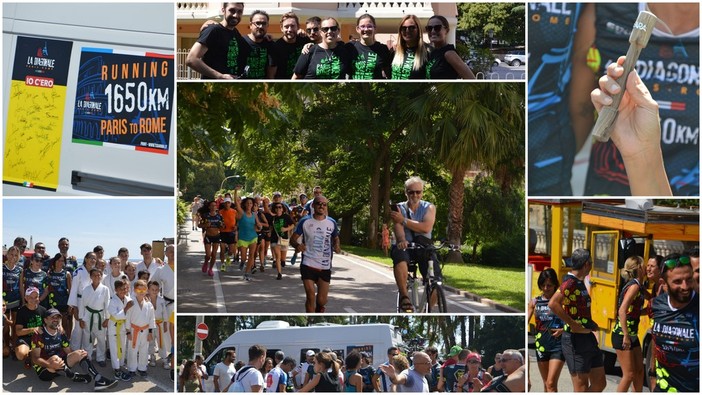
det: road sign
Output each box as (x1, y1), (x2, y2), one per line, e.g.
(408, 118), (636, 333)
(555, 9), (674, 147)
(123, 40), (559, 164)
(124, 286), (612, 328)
(196, 322), (208, 340)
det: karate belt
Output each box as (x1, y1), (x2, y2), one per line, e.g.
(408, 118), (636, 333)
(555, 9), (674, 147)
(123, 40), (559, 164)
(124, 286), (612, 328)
(155, 319), (164, 348)
(85, 306), (103, 341)
(130, 323), (150, 349)
(110, 316), (126, 359)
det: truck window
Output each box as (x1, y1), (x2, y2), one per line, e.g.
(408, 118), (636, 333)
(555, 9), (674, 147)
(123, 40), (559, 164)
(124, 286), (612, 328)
(592, 231), (618, 280)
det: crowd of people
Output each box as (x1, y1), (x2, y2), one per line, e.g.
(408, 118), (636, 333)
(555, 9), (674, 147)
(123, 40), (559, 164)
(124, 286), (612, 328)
(530, 248), (699, 392)
(186, 3), (475, 80)
(178, 344), (525, 392)
(3, 237), (175, 390)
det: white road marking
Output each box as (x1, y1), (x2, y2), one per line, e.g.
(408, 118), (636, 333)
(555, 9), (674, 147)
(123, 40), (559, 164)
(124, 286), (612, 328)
(213, 266), (227, 314)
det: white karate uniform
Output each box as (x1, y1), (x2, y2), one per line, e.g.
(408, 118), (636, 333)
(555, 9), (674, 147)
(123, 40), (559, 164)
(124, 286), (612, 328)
(107, 294), (131, 370)
(148, 294), (172, 360)
(149, 263), (174, 318)
(67, 265), (92, 351)
(78, 282), (110, 362)
(135, 259), (160, 279)
(126, 297), (156, 372)
(102, 270), (125, 296)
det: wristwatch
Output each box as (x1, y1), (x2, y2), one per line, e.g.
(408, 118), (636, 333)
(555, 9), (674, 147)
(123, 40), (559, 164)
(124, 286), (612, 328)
(402, 218), (407, 227)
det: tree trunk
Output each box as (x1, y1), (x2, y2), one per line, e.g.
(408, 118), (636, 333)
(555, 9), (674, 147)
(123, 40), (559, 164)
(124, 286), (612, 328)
(367, 164), (381, 249)
(446, 166), (467, 263)
(339, 214), (353, 245)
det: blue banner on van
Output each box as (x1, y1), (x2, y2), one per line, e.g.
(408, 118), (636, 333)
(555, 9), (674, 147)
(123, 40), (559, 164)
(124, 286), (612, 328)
(72, 48), (173, 154)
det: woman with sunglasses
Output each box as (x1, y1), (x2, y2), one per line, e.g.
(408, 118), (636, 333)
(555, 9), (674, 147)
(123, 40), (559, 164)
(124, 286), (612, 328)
(346, 14), (391, 79)
(425, 15), (475, 79)
(611, 256), (647, 392)
(390, 14), (428, 79)
(270, 203), (294, 280)
(19, 253), (49, 308)
(293, 17), (350, 79)
(456, 352), (492, 392)
(527, 268), (565, 392)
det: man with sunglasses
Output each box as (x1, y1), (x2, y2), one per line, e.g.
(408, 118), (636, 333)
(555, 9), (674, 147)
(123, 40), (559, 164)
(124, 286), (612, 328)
(650, 253), (698, 392)
(241, 10), (273, 79)
(289, 195), (340, 313)
(389, 176), (440, 313)
(186, 2), (250, 79)
(548, 248), (605, 392)
(293, 17), (351, 79)
(304, 17), (323, 45)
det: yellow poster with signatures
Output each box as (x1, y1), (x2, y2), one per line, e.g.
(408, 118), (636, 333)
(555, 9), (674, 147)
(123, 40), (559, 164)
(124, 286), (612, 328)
(3, 36), (73, 191)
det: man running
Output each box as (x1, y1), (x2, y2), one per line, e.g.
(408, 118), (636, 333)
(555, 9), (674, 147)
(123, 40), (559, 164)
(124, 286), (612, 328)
(290, 195), (340, 313)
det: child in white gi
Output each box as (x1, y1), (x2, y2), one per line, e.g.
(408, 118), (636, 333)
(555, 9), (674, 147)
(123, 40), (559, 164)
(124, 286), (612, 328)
(103, 257), (126, 296)
(126, 279), (155, 377)
(78, 268), (110, 366)
(107, 279), (132, 380)
(146, 281), (171, 369)
(67, 252), (97, 351)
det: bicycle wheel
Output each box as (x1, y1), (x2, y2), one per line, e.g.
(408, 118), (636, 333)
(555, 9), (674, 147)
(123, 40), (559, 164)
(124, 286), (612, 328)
(427, 283), (448, 313)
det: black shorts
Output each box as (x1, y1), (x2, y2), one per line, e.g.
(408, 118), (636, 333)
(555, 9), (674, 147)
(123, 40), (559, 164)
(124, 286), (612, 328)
(258, 230), (271, 242)
(561, 332), (604, 374)
(36, 357), (68, 381)
(535, 349), (565, 363)
(611, 332), (641, 350)
(17, 336), (32, 347)
(390, 245), (442, 280)
(204, 234), (221, 244)
(300, 264), (331, 283)
(220, 231), (236, 245)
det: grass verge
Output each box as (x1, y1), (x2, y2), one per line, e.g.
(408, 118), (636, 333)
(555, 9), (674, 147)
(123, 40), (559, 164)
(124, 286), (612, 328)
(342, 245), (524, 311)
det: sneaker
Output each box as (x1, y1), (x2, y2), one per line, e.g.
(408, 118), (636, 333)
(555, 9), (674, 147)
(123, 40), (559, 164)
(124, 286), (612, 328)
(251, 267), (257, 274)
(163, 360), (172, 370)
(221, 263), (227, 272)
(72, 373), (92, 383)
(277, 272), (282, 280)
(120, 371), (133, 382)
(208, 268), (214, 277)
(201, 262), (208, 273)
(138, 370), (148, 377)
(149, 356), (157, 367)
(114, 370), (123, 381)
(97, 360), (106, 367)
(94, 376), (117, 391)
(243, 273), (252, 281)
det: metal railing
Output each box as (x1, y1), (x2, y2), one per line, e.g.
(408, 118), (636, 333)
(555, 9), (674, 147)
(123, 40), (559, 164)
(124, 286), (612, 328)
(177, 49), (201, 80)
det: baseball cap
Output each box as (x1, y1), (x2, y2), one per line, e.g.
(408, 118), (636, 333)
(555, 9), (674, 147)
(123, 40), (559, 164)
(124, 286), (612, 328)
(448, 345), (462, 357)
(25, 286), (40, 296)
(299, 193), (307, 198)
(273, 191), (282, 197)
(466, 352), (481, 363)
(31, 252), (43, 261)
(306, 350), (315, 357)
(43, 308), (61, 318)
(224, 197), (232, 203)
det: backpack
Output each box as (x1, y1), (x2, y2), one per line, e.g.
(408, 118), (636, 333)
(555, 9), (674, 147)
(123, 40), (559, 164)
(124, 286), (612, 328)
(229, 365), (255, 392)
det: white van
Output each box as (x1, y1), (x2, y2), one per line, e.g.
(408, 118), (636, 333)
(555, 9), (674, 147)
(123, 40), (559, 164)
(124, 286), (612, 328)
(202, 321), (404, 391)
(2, 2), (174, 196)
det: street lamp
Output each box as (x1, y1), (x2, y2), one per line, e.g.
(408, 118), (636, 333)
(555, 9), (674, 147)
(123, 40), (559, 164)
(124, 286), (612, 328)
(220, 175), (240, 191)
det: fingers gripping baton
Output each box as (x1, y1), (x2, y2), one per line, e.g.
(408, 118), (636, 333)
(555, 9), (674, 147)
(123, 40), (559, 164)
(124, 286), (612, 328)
(591, 11), (658, 142)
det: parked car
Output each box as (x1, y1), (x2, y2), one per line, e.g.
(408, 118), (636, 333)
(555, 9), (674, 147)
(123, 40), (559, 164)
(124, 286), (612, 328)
(504, 50), (526, 66)
(466, 51), (500, 67)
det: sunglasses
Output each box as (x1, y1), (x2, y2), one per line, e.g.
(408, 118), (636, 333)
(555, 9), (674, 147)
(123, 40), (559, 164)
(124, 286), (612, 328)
(425, 24), (444, 33)
(406, 190), (422, 195)
(500, 358), (513, 363)
(467, 360), (480, 364)
(321, 26), (339, 33)
(400, 25), (417, 33)
(662, 256), (691, 273)
(315, 202), (328, 207)
(306, 27), (319, 33)
(251, 21), (268, 27)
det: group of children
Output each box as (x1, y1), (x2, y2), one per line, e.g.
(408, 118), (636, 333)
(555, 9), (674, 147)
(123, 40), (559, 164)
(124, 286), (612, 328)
(3, 243), (174, 385)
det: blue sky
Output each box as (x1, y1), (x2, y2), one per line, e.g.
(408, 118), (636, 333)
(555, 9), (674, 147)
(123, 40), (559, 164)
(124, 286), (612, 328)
(3, 198), (174, 259)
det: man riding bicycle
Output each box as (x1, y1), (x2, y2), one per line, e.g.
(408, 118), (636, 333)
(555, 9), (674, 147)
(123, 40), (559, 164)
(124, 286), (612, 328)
(390, 176), (442, 313)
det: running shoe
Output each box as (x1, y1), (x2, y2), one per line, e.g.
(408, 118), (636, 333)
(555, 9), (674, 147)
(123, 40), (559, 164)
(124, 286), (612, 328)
(277, 272), (282, 280)
(201, 262), (208, 273)
(72, 373), (92, 383)
(120, 371), (133, 382)
(138, 370), (148, 377)
(208, 268), (214, 277)
(114, 370), (123, 381)
(244, 273), (252, 281)
(251, 267), (257, 274)
(94, 376), (118, 391)
(149, 355), (157, 367)
(97, 360), (106, 367)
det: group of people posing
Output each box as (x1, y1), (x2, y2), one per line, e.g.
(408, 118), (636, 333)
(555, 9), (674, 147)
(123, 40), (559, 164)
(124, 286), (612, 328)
(186, 2), (476, 80)
(3, 238), (175, 389)
(181, 344), (525, 392)
(529, 248), (699, 392)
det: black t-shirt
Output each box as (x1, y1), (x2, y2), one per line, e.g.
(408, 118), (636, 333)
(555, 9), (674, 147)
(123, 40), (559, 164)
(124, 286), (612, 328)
(293, 44), (351, 79)
(390, 47), (427, 80)
(198, 23), (249, 78)
(270, 37), (311, 79)
(242, 35), (273, 79)
(346, 41), (391, 79)
(426, 44), (459, 79)
(651, 291), (699, 392)
(271, 214), (294, 242)
(16, 305), (47, 340)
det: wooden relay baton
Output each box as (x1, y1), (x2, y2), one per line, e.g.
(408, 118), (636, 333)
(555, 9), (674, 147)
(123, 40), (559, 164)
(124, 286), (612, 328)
(590, 11), (658, 142)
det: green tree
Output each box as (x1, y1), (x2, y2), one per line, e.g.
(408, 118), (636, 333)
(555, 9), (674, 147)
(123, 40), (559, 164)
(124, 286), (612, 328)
(458, 3), (525, 46)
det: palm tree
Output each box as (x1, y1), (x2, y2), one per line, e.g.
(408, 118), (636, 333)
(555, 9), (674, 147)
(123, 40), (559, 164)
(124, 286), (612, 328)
(405, 83), (524, 262)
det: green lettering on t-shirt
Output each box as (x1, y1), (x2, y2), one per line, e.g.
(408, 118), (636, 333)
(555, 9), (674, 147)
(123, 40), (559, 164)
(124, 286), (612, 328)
(226, 38), (240, 75)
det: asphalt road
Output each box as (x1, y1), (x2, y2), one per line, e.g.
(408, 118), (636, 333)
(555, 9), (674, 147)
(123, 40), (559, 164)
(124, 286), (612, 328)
(2, 352), (173, 392)
(177, 222), (513, 314)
